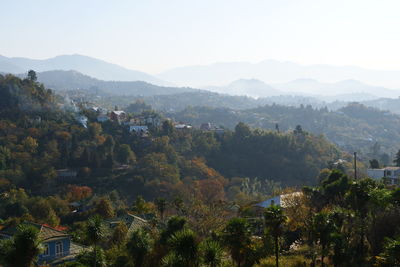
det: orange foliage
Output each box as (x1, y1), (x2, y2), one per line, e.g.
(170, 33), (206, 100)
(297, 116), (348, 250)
(194, 178), (226, 204)
(95, 135), (106, 145)
(191, 157), (223, 180)
(65, 184), (93, 201)
(55, 131), (72, 141)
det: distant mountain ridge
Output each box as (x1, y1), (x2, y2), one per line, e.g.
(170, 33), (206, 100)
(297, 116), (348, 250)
(272, 79), (399, 99)
(0, 54), (167, 86)
(205, 78), (399, 100)
(158, 59), (400, 89)
(206, 78), (282, 97)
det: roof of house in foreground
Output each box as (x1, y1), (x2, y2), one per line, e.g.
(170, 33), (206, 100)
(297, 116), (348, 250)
(0, 222), (69, 240)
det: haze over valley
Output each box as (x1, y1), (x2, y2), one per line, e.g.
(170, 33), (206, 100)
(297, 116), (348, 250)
(1, 54), (400, 102)
(2, 1), (400, 266)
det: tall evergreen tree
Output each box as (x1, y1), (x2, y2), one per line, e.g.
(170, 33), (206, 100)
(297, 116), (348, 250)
(87, 216), (105, 267)
(394, 149), (400, 167)
(27, 70), (37, 82)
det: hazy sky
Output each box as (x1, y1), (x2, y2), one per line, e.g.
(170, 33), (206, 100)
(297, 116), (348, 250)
(2, 0), (400, 73)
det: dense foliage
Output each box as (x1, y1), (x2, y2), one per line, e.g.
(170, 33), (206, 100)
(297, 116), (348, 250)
(1, 74), (399, 266)
(170, 103), (400, 158)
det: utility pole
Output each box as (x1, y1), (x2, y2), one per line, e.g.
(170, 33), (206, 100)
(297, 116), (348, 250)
(354, 152), (357, 180)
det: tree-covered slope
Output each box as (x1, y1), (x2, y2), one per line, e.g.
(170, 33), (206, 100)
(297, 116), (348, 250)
(36, 70), (194, 96)
(208, 123), (341, 186)
(0, 74), (342, 199)
(170, 103), (400, 158)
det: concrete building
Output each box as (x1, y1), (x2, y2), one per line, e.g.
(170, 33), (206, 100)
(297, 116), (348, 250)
(367, 167), (400, 185)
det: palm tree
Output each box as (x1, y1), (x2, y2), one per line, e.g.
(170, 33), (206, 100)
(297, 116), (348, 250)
(166, 229), (199, 267)
(313, 212), (335, 267)
(201, 240), (223, 267)
(161, 252), (184, 267)
(222, 218), (251, 267)
(126, 228), (153, 267)
(155, 197), (167, 220)
(87, 216), (105, 267)
(159, 216), (187, 245)
(0, 224), (42, 267)
(264, 205), (287, 267)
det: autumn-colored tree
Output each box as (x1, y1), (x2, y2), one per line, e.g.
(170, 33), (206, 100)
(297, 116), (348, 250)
(65, 185), (93, 201)
(132, 195), (152, 216)
(195, 178), (226, 205)
(110, 222), (128, 247)
(22, 137), (38, 154)
(95, 197), (115, 219)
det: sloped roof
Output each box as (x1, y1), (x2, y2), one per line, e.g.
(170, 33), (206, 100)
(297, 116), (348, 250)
(40, 225), (69, 241)
(130, 125), (149, 132)
(0, 222), (69, 241)
(127, 214), (148, 234)
(107, 213), (149, 234)
(112, 110), (126, 115)
(384, 166), (400, 171)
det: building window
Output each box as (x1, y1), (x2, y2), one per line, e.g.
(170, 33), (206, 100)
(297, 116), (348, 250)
(43, 244), (50, 256)
(55, 242), (63, 257)
(387, 171), (392, 176)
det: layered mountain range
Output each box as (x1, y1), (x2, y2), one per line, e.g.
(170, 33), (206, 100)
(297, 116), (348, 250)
(1, 54), (400, 100)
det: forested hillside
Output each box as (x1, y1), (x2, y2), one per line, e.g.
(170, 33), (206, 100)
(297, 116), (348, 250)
(0, 74), (341, 195)
(36, 70), (193, 96)
(1, 74), (400, 267)
(170, 103), (400, 160)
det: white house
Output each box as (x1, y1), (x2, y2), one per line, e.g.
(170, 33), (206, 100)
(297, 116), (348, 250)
(255, 192), (303, 209)
(110, 111), (127, 123)
(175, 124), (192, 130)
(367, 167), (400, 185)
(129, 125), (149, 136)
